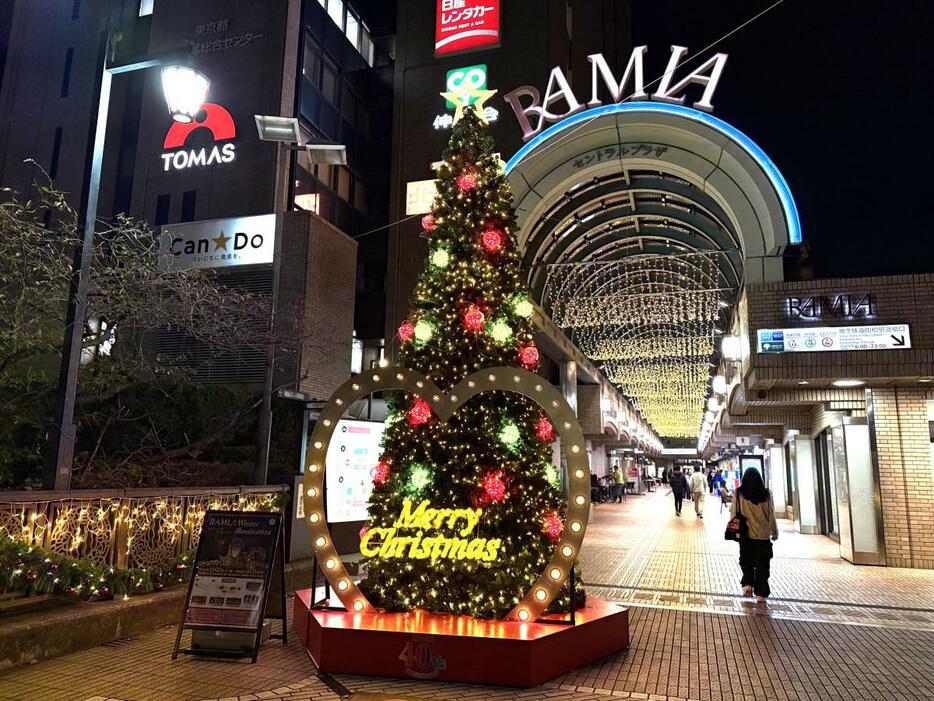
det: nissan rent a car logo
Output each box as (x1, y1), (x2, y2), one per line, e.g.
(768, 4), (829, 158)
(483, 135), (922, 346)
(161, 103), (237, 171)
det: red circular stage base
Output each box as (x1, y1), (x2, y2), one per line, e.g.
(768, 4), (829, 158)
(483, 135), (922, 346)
(293, 590), (629, 687)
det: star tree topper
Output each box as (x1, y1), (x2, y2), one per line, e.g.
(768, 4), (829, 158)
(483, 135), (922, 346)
(440, 82), (498, 124)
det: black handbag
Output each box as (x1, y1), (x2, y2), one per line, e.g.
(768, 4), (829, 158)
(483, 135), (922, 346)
(724, 493), (748, 541)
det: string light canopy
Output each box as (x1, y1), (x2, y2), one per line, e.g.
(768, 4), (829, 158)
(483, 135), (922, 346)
(542, 252), (732, 438)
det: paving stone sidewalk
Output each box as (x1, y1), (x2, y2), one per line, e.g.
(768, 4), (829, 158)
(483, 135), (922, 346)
(2, 491), (933, 701)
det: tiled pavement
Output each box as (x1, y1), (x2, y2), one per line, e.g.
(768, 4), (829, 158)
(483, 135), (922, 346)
(2, 491), (933, 701)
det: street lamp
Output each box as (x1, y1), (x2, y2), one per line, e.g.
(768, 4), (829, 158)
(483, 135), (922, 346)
(161, 66), (210, 123)
(46, 54), (206, 489)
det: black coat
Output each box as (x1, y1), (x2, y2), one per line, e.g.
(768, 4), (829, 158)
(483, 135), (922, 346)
(669, 473), (688, 495)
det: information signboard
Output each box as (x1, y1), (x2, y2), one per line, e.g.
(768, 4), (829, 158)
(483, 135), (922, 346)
(435, 0), (500, 56)
(173, 511), (286, 661)
(325, 419), (386, 523)
(757, 324), (911, 353)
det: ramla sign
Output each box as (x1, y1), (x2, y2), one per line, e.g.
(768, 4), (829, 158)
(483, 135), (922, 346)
(503, 45), (728, 141)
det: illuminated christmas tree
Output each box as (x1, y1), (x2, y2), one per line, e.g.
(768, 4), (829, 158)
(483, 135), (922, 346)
(359, 106), (585, 618)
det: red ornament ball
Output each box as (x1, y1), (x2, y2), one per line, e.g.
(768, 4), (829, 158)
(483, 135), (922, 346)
(535, 416), (554, 442)
(456, 171), (478, 191)
(482, 471), (507, 503)
(398, 320), (415, 342)
(372, 460), (391, 486)
(421, 213), (437, 232)
(518, 343), (539, 369)
(543, 511), (564, 543)
(463, 304), (486, 333)
(407, 397), (432, 427)
(481, 226), (505, 254)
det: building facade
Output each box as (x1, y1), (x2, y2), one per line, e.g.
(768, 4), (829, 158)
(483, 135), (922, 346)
(706, 274), (934, 569)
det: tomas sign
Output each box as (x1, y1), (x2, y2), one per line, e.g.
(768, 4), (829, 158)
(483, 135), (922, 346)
(161, 103), (237, 171)
(435, 0), (500, 56)
(504, 46), (729, 141)
(159, 214), (275, 271)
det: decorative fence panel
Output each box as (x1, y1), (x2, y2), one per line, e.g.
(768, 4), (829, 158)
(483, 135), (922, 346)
(0, 486), (287, 569)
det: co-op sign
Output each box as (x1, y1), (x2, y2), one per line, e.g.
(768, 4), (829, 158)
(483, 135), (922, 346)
(159, 214), (275, 271)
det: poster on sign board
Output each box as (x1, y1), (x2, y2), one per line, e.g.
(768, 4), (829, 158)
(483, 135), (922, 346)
(173, 511), (286, 662)
(325, 420), (386, 522)
(435, 0), (500, 56)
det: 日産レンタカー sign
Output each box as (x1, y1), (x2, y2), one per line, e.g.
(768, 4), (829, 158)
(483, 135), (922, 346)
(435, 0), (500, 55)
(757, 324), (911, 353)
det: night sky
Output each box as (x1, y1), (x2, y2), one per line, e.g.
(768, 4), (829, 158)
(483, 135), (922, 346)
(632, 0), (934, 279)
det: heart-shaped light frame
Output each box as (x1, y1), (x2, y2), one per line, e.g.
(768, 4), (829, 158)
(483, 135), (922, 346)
(302, 366), (590, 622)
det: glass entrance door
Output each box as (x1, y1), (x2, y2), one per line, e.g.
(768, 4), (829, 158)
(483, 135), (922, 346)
(815, 430), (840, 541)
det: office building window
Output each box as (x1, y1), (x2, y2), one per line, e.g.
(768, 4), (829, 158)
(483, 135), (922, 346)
(321, 63), (338, 104)
(155, 194), (171, 226)
(302, 41), (321, 85)
(49, 127), (63, 179)
(180, 190), (197, 222)
(71, 0), (80, 19)
(327, 0), (344, 30)
(61, 48), (74, 98)
(345, 12), (359, 47)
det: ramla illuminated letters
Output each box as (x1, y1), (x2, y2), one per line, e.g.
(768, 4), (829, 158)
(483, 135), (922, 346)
(503, 45), (728, 140)
(360, 500), (502, 562)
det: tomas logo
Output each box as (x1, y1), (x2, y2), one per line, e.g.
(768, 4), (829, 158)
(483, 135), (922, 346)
(161, 103), (237, 172)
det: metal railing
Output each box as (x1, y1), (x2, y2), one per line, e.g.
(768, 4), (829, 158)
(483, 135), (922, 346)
(0, 485), (288, 570)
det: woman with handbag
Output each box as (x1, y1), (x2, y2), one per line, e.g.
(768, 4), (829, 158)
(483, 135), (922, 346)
(726, 467), (778, 603)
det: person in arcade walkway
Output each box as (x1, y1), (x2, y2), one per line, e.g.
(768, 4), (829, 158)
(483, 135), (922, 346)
(730, 467), (779, 603)
(669, 466), (688, 517)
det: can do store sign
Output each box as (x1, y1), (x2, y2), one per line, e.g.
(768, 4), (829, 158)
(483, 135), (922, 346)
(159, 214), (275, 271)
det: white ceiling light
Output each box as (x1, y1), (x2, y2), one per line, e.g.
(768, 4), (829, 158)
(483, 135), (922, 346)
(721, 334), (741, 361)
(832, 379), (865, 388)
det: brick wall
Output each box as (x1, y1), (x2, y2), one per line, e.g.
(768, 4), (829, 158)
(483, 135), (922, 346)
(278, 211), (357, 400)
(743, 274), (934, 385)
(869, 387), (934, 569)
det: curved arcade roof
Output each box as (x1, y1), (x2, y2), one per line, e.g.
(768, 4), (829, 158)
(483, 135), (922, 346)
(505, 102), (800, 438)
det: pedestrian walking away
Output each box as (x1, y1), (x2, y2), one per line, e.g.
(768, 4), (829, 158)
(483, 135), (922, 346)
(689, 465), (707, 518)
(729, 467), (778, 603)
(669, 467), (688, 517)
